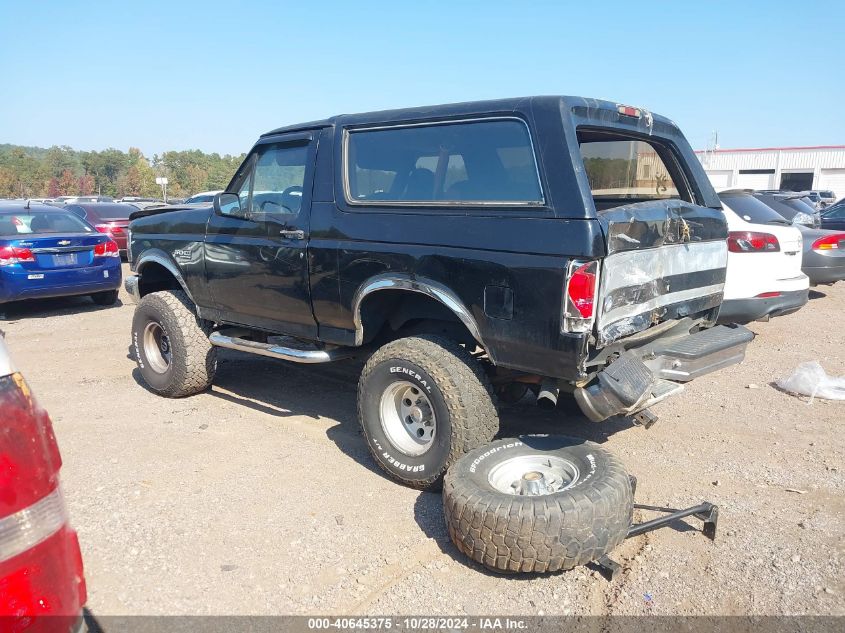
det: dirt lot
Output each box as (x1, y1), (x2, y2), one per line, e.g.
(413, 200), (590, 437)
(1, 265), (843, 617)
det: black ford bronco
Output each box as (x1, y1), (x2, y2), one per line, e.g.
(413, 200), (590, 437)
(126, 96), (754, 490)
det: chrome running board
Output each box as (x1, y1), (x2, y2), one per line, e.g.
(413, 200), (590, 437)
(209, 331), (357, 364)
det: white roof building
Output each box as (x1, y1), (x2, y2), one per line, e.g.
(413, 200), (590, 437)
(696, 145), (845, 199)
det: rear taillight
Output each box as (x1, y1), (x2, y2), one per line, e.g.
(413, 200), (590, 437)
(562, 260), (599, 333)
(0, 375), (62, 520)
(95, 224), (123, 235)
(0, 247), (35, 266)
(0, 364), (86, 620)
(811, 234), (845, 251)
(727, 231), (780, 253)
(93, 240), (119, 257)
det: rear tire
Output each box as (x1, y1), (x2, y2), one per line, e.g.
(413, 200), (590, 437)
(358, 335), (499, 491)
(131, 290), (217, 397)
(91, 289), (119, 306)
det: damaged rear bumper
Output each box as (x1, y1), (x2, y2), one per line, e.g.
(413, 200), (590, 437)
(574, 324), (755, 422)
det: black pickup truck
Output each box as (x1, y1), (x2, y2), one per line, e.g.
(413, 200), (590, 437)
(125, 96), (754, 490)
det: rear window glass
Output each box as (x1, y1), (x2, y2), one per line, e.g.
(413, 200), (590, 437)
(0, 212), (93, 236)
(719, 193), (789, 224)
(578, 135), (686, 208)
(345, 119), (543, 204)
(752, 194), (811, 220)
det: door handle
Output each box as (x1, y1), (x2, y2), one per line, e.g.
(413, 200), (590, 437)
(279, 229), (306, 240)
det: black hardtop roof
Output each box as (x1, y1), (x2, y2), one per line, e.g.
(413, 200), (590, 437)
(260, 96), (677, 137)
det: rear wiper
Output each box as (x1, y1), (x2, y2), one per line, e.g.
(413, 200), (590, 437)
(766, 219), (790, 225)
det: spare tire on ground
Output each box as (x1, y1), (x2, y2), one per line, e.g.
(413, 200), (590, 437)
(443, 436), (633, 573)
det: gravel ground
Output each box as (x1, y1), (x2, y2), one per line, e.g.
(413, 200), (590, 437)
(1, 266), (843, 618)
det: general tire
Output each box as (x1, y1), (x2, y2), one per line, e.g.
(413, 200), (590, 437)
(443, 436), (633, 573)
(91, 289), (119, 306)
(131, 290), (217, 398)
(358, 335), (499, 491)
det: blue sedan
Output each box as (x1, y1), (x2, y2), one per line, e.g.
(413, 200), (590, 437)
(0, 203), (122, 305)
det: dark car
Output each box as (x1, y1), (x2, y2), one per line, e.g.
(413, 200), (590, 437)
(0, 334), (87, 629)
(752, 192), (821, 227)
(0, 202), (122, 305)
(51, 195), (114, 205)
(124, 96), (754, 491)
(752, 195), (845, 284)
(821, 203), (845, 231)
(795, 225), (845, 285)
(66, 202), (135, 255)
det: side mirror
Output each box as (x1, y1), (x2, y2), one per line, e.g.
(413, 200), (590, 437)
(214, 192), (246, 218)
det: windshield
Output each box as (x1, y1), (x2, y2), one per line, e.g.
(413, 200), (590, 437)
(186, 195), (214, 203)
(719, 193), (789, 224)
(0, 212), (94, 236)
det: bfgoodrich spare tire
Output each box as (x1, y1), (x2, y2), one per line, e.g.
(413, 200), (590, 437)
(443, 436), (633, 573)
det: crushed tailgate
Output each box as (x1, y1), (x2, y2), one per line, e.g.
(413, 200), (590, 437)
(596, 200), (729, 346)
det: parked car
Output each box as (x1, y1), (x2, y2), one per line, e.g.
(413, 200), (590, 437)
(52, 195), (114, 205)
(0, 333), (87, 629)
(183, 190), (222, 204)
(125, 96), (755, 491)
(806, 190), (836, 208)
(0, 202), (122, 305)
(752, 191), (821, 227)
(113, 197), (162, 204)
(717, 190), (808, 322)
(65, 202), (135, 255)
(821, 203), (845, 231)
(124, 200), (167, 212)
(795, 225), (845, 285)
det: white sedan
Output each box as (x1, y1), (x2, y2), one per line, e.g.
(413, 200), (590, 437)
(717, 189), (810, 323)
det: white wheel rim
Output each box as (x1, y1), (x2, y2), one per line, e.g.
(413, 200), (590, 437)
(487, 454), (580, 496)
(143, 322), (171, 374)
(379, 381), (436, 456)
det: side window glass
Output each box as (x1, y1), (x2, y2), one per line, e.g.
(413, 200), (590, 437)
(345, 119), (543, 204)
(251, 144), (308, 216)
(237, 168), (253, 213)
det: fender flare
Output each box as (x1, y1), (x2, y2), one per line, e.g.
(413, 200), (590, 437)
(351, 273), (484, 347)
(135, 250), (194, 301)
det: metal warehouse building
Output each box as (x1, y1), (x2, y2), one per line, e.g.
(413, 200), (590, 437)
(695, 145), (845, 199)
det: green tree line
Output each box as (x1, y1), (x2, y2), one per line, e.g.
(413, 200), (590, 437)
(0, 143), (246, 199)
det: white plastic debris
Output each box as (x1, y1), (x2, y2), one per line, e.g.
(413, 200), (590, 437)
(777, 361), (845, 402)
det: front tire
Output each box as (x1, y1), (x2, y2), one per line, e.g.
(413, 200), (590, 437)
(358, 335), (499, 490)
(131, 290), (217, 397)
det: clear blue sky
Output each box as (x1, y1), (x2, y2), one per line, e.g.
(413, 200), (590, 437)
(1, 0), (843, 157)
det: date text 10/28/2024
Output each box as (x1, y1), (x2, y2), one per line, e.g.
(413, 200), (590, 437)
(308, 618), (528, 630)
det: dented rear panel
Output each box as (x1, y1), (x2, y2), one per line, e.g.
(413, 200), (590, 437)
(595, 200), (728, 345)
(561, 97), (729, 347)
